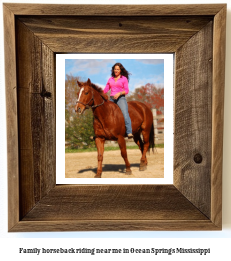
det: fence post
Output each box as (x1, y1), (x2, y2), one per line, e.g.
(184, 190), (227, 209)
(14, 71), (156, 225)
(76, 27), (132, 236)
(152, 109), (158, 136)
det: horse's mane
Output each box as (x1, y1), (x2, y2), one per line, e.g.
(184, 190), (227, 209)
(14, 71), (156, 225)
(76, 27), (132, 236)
(91, 83), (108, 101)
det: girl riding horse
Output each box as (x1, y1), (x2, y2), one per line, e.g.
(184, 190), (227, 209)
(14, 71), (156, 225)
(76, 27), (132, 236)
(104, 63), (133, 139)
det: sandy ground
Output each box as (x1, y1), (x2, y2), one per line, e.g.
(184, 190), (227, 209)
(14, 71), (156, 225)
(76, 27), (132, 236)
(65, 148), (164, 178)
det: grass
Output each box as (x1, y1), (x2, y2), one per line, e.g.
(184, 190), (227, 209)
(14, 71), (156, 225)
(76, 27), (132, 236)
(65, 143), (164, 153)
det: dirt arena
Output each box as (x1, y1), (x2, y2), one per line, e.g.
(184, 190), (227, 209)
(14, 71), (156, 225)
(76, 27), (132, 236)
(65, 148), (164, 178)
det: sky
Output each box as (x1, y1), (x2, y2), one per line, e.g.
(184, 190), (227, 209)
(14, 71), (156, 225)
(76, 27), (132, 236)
(65, 59), (164, 93)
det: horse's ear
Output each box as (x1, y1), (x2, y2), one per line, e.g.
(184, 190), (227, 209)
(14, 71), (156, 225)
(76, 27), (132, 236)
(77, 80), (83, 87)
(87, 78), (91, 86)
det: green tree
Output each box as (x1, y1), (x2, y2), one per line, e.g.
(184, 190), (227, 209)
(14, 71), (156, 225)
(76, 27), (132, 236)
(65, 74), (95, 149)
(65, 109), (95, 149)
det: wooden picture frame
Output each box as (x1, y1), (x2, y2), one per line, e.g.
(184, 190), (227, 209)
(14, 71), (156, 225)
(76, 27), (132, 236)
(4, 3), (226, 232)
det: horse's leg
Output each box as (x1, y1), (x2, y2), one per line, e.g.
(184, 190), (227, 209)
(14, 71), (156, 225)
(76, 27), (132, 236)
(139, 130), (150, 171)
(117, 135), (132, 175)
(95, 137), (105, 178)
(133, 133), (144, 155)
(134, 133), (148, 169)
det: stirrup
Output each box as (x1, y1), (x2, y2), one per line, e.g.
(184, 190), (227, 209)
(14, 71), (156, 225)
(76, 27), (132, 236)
(90, 136), (96, 141)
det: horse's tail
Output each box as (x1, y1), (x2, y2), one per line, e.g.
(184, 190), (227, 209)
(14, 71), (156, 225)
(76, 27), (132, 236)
(149, 122), (155, 153)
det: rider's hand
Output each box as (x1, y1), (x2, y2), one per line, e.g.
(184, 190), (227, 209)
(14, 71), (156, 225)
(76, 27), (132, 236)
(114, 92), (121, 100)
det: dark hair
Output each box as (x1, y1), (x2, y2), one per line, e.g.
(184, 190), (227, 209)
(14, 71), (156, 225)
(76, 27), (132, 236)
(111, 63), (131, 82)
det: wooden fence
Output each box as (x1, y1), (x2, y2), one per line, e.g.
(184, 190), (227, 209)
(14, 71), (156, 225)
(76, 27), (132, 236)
(153, 109), (164, 145)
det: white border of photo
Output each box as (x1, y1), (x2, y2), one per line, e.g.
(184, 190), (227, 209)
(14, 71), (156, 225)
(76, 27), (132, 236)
(56, 53), (173, 184)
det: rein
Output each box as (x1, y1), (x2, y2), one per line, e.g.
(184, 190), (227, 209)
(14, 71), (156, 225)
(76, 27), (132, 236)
(76, 87), (104, 109)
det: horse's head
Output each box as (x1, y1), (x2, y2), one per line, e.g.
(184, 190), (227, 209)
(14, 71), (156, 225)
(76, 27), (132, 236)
(75, 78), (93, 114)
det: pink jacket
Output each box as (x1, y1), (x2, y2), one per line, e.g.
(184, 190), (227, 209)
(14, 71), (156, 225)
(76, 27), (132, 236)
(103, 76), (129, 96)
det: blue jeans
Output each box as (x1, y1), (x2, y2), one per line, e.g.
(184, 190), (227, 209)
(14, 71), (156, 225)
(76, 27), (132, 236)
(110, 96), (132, 134)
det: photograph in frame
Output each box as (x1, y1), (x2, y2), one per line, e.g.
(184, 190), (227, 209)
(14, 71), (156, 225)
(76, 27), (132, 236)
(56, 54), (173, 185)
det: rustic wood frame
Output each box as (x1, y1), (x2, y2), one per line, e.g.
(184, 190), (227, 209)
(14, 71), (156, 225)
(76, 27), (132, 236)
(4, 4), (226, 232)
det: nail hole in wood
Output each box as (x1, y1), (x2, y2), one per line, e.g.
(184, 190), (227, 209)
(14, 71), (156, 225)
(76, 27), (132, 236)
(194, 153), (203, 164)
(40, 90), (52, 99)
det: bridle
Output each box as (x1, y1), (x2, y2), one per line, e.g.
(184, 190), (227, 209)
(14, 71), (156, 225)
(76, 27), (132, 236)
(76, 86), (104, 109)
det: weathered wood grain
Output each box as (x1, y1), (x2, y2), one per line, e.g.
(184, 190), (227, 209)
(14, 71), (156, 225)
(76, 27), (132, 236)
(174, 22), (213, 218)
(22, 185), (207, 221)
(13, 185), (218, 231)
(36, 35), (187, 53)
(16, 20), (37, 217)
(4, 3), (225, 16)
(16, 19), (56, 218)
(18, 16), (213, 53)
(11, 220), (219, 232)
(3, 4), (19, 231)
(211, 5), (226, 228)
(19, 16), (213, 34)
(40, 44), (56, 198)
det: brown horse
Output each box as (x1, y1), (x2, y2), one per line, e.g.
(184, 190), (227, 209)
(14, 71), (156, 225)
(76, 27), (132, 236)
(75, 78), (154, 178)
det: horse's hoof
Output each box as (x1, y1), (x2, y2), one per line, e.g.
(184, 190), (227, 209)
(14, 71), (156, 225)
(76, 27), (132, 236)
(139, 165), (147, 171)
(94, 174), (101, 178)
(125, 170), (132, 175)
